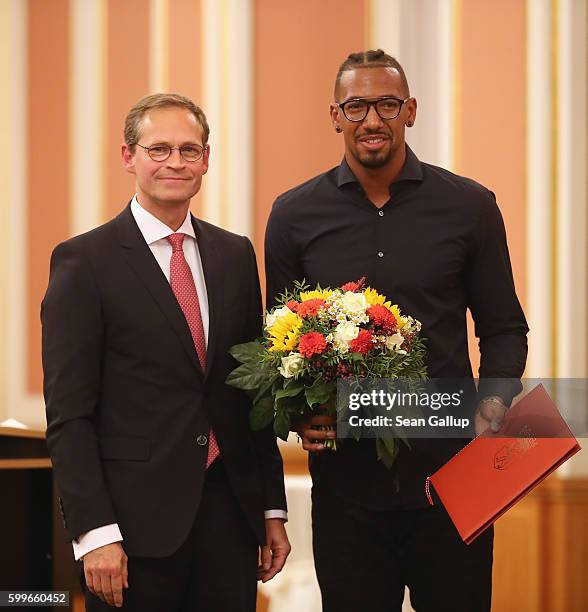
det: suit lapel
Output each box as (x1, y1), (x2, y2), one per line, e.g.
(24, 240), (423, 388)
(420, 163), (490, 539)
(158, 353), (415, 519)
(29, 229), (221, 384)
(192, 215), (223, 381)
(115, 205), (204, 377)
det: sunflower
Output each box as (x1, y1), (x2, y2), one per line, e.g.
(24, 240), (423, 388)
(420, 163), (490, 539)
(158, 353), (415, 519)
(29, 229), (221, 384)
(389, 304), (402, 321)
(299, 288), (335, 302)
(268, 312), (303, 352)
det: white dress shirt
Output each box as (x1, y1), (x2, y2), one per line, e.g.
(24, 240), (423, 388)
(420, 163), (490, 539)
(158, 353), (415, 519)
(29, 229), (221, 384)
(72, 197), (285, 560)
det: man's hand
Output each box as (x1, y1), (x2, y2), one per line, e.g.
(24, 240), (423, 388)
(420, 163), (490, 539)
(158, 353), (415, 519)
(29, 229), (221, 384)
(295, 417), (336, 452)
(474, 396), (507, 435)
(83, 542), (128, 608)
(258, 518), (291, 583)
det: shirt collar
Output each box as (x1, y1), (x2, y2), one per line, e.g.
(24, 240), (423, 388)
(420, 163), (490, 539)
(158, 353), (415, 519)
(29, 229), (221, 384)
(336, 144), (424, 188)
(130, 195), (196, 246)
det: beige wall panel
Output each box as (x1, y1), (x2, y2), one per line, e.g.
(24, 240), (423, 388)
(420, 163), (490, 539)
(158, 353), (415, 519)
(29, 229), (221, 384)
(105, 0), (150, 218)
(555, 0), (588, 382)
(200, 0), (254, 234)
(493, 477), (588, 611)
(27, 0), (70, 394)
(70, 0), (106, 236)
(456, 0), (527, 375)
(457, 0), (526, 293)
(168, 0), (202, 103)
(253, 0), (366, 289)
(541, 478), (588, 611)
(492, 499), (541, 611)
(0, 0), (12, 417)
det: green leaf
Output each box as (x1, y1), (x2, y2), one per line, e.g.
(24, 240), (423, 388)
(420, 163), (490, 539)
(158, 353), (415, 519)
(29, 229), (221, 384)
(275, 384), (304, 401)
(249, 395), (275, 431)
(376, 437), (399, 469)
(275, 394), (308, 425)
(272, 379), (283, 395)
(253, 375), (279, 404)
(304, 379), (334, 408)
(225, 362), (266, 390)
(284, 376), (301, 388)
(273, 408), (291, 441)
(381, 415), (411, 449)
(229, 340), (264, 364)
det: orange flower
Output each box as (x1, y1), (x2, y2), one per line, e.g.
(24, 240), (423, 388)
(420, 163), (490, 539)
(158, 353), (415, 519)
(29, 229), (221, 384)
(340, 281), (359, 292)
(296, 298), (327, 318)
(298, 332), (328, 358)
(286, 300), (299, 312)
(367, 304), (397, 333)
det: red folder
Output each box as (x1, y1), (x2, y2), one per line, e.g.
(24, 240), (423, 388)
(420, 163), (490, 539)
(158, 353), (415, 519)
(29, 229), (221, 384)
(426, 384), (581, 544)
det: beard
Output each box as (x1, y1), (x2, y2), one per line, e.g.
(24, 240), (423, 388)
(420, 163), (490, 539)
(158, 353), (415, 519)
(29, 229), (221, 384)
(355, 147), (393, 169)
(352, 135), (395, 169)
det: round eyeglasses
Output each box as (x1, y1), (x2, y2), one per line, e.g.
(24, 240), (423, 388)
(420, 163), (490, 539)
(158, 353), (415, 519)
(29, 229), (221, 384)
(336, 96), (410, 122)
(136, 143), (206, 162)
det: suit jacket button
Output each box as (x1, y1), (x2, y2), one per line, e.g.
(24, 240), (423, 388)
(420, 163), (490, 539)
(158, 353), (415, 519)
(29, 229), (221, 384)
(196, 434), (208, 446)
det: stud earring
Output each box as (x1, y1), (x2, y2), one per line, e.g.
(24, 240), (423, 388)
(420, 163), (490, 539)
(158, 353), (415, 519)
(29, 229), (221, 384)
(335, 126), (342, 133)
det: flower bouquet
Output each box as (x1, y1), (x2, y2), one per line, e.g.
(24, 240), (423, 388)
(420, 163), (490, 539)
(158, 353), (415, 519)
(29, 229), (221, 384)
(226, 278), (427, 467)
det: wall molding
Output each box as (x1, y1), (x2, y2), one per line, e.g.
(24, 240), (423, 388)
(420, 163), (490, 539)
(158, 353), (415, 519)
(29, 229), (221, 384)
(526, 0), (554, 378)
(201, 0), (253, 238)
(149, 0), (168, 92)
(368, 0), (454, 169)
(6, 0), (45, 428)
(70, 0), (105, 236)
(0, 0), (12, 418)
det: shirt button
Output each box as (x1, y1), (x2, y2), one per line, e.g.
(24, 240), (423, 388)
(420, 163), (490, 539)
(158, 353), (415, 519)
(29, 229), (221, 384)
(196, 434), (208, 446)
(378, 210), (384, 217)
(378, 251), (384, 258)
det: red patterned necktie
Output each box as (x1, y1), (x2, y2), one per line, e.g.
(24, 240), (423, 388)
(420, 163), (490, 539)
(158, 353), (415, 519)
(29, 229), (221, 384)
(167, 232), (220, 468)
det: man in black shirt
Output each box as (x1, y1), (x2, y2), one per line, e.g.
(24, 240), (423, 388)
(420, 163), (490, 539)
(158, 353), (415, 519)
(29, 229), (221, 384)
(265, 50), (528, 612)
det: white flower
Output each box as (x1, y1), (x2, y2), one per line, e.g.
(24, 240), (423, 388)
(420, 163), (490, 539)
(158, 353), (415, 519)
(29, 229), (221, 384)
(265, 305), (293, 329)
(401, 316), (422, 332)
(278, 353), (304, 378)
(386, 333), (405, 351)
(339, 291), (368, 315)
(334, 321), (360, 347)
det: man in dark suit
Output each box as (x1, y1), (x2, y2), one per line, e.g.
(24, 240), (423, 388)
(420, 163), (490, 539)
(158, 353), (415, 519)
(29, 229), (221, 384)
(265, 50), (528, 611)
(42, 93), (290, 611)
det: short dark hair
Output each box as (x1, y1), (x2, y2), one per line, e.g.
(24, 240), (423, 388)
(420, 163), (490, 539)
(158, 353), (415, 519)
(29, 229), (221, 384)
(334, 49), (410, 99)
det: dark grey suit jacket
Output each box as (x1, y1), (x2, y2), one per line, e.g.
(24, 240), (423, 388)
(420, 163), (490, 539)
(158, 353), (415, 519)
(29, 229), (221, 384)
(42, 204), (286, 557)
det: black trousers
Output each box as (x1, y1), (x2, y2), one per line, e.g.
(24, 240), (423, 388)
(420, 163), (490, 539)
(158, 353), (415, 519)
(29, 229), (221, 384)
(84, 460), (259, 612)
(312, 481), (493, 612)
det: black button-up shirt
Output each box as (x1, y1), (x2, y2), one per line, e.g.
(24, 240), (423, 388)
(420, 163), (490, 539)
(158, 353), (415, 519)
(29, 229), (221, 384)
(264, 145), (529, 508)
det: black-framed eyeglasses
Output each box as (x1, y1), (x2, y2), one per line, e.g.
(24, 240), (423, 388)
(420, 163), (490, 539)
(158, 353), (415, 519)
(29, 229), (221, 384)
(136, 142), (207, 162)
(336, 96), (410, 122)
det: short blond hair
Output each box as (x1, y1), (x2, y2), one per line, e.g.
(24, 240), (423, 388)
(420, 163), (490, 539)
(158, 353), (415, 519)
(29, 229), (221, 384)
(124, 93), (210, 151)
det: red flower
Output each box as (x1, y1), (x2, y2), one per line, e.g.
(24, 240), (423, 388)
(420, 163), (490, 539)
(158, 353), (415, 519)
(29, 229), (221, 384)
(337, 363), (352, 379)
(296, 298), (327, 318)
(340, 277), (366, 292)
(340, 281), (359, 292)
(298, 332), (328, 358)
(286, 300), (299, 312)
(367, 305), (397, 333)
(349, 329), (374, 355)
